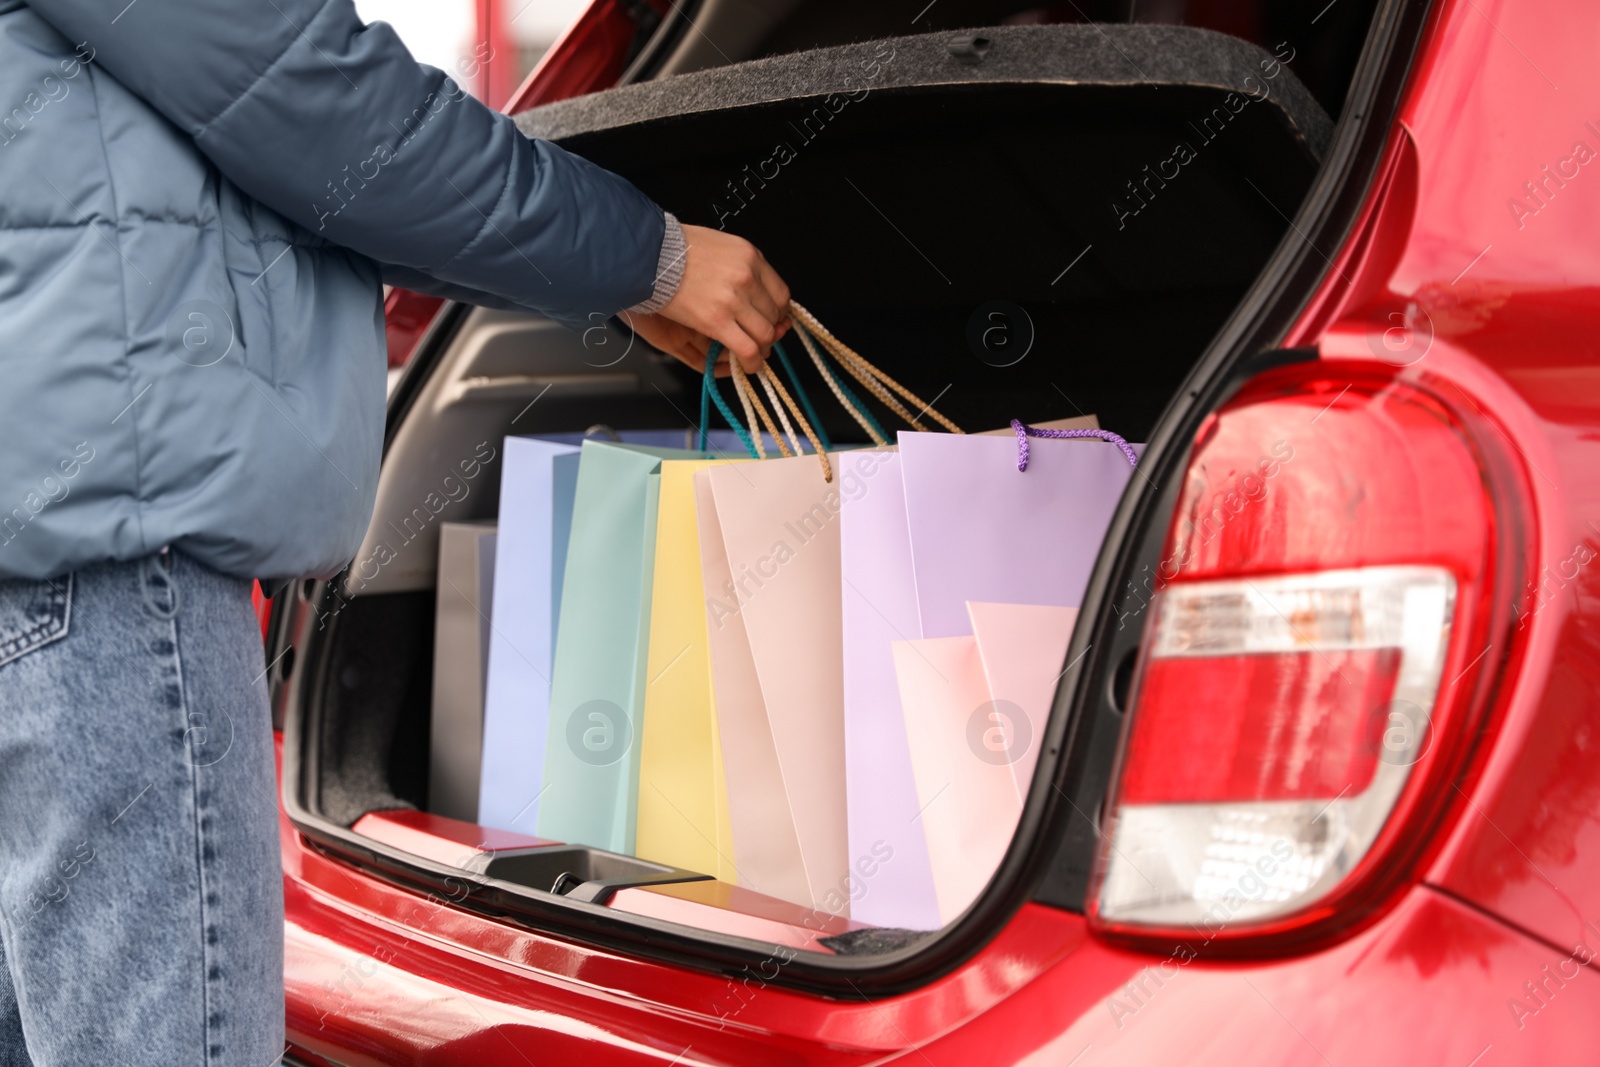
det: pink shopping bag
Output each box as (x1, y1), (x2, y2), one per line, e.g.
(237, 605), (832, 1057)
(890, 603), (1079, 923)
(967, 602), (1079, 804)
(891, 634), (1022, 925)
(693, 469), (811, 907)
(703, 453), (852, 915)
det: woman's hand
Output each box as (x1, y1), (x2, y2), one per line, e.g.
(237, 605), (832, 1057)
(621, 311), (726, 375)
(636, 224), (791, 373)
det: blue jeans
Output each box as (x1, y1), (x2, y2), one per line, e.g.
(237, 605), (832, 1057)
(0, 551), (284, 1065)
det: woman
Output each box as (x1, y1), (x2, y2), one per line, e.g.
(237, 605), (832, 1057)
(0, 0), (788, 1061)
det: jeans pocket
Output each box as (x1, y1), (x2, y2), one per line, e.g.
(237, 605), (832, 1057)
(0, 573), (72, 670)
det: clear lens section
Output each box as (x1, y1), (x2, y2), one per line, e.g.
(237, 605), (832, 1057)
(1098, 567), (1456, 928)
(1152, 570), (1452, 658)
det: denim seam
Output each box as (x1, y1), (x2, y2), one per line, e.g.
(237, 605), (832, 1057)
(0, 889), (42, 1064)
(169, 579), (219, 1066)
(0, 575), (71, 669)
(0, 580), (72, 1058)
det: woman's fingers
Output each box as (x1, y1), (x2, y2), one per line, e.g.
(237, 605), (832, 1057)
(754, 255), (791, 319)
(740, 264), (783, 327)
(660, 225), (793, 372)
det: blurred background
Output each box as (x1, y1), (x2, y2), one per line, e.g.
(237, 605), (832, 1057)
(354, 0), (590, 107)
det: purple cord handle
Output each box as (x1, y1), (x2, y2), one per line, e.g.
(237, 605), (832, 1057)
(1010, 420), (1140, 472)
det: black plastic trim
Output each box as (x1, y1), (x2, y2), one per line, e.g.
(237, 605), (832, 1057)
(617, 0), (702, 84)
(464, 844), (712, 905)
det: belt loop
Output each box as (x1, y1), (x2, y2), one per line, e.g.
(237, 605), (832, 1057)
(140, 547), (181, 620)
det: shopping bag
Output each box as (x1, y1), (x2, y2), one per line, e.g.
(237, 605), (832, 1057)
(967, 602), (1079, 804)
(432, 521), (498, 823)
(538, 441), (700, 853)
(703, 453), (851, 914)
(478, 437), (580, 833)
(477, 430), (751, 834)
(693, 470), (812, 907)
(635, 458), (743, 881)
(898, 431), (1142, 638)
(837, 449), (942, 930)
(891, 634), (1022, 925)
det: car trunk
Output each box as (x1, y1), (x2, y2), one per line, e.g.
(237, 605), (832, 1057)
(277, 22), (1333, 966)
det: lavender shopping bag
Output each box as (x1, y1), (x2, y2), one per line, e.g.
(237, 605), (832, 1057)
(837, 450), (941, 930)
(898, 431), (1142, 638)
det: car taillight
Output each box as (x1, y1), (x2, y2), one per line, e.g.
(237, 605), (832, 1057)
(1089, 366), (1520, 950)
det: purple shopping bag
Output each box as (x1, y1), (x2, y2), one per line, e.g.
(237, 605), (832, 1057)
(898, 431), (1143, 639)
(838, 450), (941, 931)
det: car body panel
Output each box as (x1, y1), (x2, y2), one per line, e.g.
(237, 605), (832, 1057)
(284, 812), (1091, 1061)
(914, 889), (1599, 1065)
(288, 799), (1597, 1064)
(1300, 0), (1600, 961)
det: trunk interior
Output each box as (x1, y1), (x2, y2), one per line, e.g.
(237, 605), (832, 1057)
(284, 23), (1335, 959)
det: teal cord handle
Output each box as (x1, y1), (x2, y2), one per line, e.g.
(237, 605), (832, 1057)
(700, 341), (760, 457)
(771, 340), (832, 453)
(698, 353), (712, 452)
(794, 321), (890, 444)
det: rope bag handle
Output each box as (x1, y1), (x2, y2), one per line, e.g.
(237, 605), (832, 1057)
(787, 301), (964, 436)
(702, 341), (834, 482)
(1010, 419), (1139, 471)
(697, 301), (969, 481)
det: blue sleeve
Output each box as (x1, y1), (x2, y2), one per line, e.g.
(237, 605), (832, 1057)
(27, 0), (664, 320)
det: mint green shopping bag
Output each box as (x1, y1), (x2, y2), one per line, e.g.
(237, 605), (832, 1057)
(537, 441), (707, 854)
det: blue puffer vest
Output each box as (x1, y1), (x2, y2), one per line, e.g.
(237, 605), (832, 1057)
(0, 0), (665, 581)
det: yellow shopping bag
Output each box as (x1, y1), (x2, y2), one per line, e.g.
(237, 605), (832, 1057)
(635, 458), (741, 880)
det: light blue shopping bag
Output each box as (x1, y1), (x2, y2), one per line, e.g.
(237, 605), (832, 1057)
(536, 441), (722, 853)
(477, 431), (749, 835)
(477, 437), (580, 833)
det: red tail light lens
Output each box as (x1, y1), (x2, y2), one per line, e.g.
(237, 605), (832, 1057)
(1090, 367), (1515, 948)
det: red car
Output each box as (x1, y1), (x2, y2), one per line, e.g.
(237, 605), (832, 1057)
(265, 0), (1600, 1062)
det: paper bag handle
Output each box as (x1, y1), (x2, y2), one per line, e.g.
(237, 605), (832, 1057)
(701, 340), (835, 482)
(1010, 419), (1139, 471)
(789, 301), (964, 437)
